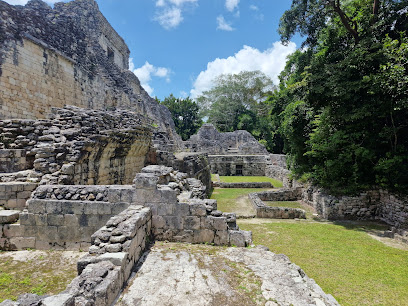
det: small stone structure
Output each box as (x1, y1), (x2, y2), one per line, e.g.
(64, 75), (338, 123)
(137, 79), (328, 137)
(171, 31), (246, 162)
(249, 189), (306, 219)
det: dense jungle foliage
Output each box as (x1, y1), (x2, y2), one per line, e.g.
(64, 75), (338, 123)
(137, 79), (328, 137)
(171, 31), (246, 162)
(164, 0), (407, 195)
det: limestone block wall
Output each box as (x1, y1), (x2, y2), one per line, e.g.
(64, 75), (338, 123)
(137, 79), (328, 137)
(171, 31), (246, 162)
(10, 185), (133, 250)
(0, 150), (32, 173)
(248, 189), (306, 219)
(0, 182), (38, 210)
(133, 166), (252, 247)
(0, 0), (182, 149)
(208, 155), (267, 176)
(12, 205), (152, 306)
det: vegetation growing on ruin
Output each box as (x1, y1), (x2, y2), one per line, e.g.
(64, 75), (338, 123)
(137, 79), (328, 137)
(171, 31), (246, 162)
(0, 250), (82, 302)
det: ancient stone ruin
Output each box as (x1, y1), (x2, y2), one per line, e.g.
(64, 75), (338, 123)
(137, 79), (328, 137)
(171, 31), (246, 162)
(1, 0), (404, 305)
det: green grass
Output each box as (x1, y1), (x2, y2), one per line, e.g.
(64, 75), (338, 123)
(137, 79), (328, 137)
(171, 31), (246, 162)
(239, 220), (408, 306)
(210, 188), (272, 215)
(218, 176), (283, 188)
(0, 251), (80, 302)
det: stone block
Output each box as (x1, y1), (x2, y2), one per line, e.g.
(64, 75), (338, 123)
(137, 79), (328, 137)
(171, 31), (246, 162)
(64, 214), (78, 226)
(211, 216), (228, 231)
(190, 203), (207, 216)
(157, 203), (175, 216)
(3, 224), (23, 237)
(37, 226), (58, 242)
(42, 294), (74, 306)
(111, 202), (129, 215)
(183, 216), (201, 230)
(98, 203), (111, 215)
(27, 200), (45, 214)
(133, 173), (158, 189)
(175, 203), (190, 216)
(164, 216), (183, 230)
(152, 215), (165, 229)
(35, 240), (51, 250)
(229, 230), (246, 247)
(214, 230), (229, 245)
(46, 201), (62, 214)
(193, 229), (215, 244)
(84, 202), (99, 215)
(9, 237), (35, 250)
(47, 214), (64, 226)
(0, 210), (20, 224)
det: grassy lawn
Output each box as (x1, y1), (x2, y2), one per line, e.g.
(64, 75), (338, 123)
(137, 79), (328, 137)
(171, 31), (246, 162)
(0, 250), (82, 302)
(210, 188), (272, 217)
(211, 186), (408, 305)
(218, 176), (283, 188)
(239, 220), (408, 305)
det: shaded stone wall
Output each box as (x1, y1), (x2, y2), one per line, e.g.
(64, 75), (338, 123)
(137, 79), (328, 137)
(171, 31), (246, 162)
(0, 182), (37, 210)
(208, 154), (267, 176)
(0, 150), (32, 173)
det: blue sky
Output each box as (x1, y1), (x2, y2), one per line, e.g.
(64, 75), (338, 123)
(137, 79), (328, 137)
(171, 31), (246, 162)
(5, 0), (302, 100)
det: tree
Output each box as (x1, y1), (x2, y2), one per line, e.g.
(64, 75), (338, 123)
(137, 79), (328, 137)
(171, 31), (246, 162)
(159, 94), (203, 141)
(196, 71), (277, 150)
(275, 0), (408, 194)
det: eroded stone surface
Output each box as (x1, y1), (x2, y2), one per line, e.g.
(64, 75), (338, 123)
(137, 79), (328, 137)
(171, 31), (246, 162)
(117, 243), (339, 306)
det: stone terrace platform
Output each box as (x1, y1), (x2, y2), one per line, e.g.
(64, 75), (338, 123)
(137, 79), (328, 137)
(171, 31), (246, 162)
(117, 242), (339, 306)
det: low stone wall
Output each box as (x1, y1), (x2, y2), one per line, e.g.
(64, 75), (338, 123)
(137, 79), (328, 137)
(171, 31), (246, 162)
(2, 205), (152, 306)
(133, 166), (252, 247)
(214, 182), (273, 188)
(0, 185), (133, 250)
(0, 182), (38, 210)
(302, 187), (408, 228)
(249, 189), (305, 219)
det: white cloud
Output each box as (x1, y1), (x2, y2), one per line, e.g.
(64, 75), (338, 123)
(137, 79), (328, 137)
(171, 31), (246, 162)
(154, 0), (197, 29)
(190, 42), (297, 98)
(225, 0), (239, 12)
(249, 5), (258, 11)
(154, 7), (183, 29)
(129, 59), (172, 95)
(216, 15), (234, 31)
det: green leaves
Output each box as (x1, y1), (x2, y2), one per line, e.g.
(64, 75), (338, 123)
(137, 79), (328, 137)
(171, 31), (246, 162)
(159, 94), (203, 141)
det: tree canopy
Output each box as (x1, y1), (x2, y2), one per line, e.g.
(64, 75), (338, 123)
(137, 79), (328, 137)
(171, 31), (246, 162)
(272, 0), (408, 194)
(196, 71), (277, 151)
(159, 94), (203, 141)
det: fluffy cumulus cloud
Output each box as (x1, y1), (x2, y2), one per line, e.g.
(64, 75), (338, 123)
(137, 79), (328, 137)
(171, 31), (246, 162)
(154, 0), (197, 29)
(216, 15), (234, 31)
(129, 59), (171, 95)
(190, 42), (296, 98)
(225, 0), (239, 12)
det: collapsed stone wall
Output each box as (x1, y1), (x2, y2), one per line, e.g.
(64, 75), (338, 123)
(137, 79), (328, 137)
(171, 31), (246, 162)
(184, 124), (268, 155)
(0, 106), (152, 187)
(0, 0), (181, 149)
